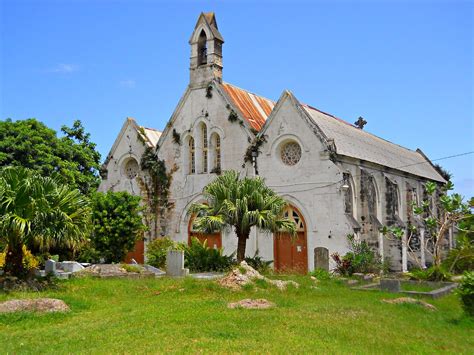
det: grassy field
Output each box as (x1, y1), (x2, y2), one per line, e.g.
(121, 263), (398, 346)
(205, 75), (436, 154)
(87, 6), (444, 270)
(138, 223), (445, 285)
(1, 275), (472, 354)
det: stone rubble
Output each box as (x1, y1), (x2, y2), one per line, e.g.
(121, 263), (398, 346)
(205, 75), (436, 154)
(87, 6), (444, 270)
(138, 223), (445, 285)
(218, 261), (299, 291)
(0, 298), (69, 313)
(227, 298), (275, 309)
(382, 297), (436, 311)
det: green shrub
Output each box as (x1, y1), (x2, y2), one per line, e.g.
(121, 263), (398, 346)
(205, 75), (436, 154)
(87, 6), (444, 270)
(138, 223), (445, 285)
(0, 246), (39, 271)
(244, 251), (272, 274)
(443, 235), (474, 274)
(408, 266), (452, 282)
(184, 237), (235, 272)
(79, 191), (147, 263)
(331, 235), (384, 276)
(310, 268), (331, 280)
(457, 271), (474, 317)
(145, 237), (177, 269)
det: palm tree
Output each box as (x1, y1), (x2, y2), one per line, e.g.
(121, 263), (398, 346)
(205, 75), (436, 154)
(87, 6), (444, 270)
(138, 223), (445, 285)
(0, 166), (91, 277)
(189, 170), (296, 262)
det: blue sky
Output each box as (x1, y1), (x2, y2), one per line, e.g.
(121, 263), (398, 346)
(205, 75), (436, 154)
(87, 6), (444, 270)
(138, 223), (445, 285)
(1, 0), (473, 197)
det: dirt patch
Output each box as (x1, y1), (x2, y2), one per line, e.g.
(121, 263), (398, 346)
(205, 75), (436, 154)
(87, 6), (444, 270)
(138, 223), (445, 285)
(382, 297), (436, 311)
(0, 298), (69, 313)
(0, 276), (56, 292)
(228, 298), (275, 309)
(219, 261), (299, 291)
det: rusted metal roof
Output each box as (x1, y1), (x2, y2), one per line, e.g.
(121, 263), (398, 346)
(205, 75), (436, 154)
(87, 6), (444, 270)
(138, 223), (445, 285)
(221, 82), (275, 131)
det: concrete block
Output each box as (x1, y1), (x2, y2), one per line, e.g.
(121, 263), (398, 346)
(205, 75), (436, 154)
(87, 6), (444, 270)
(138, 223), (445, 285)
(166, 250), (189, 277)
(58, 261), (84, 273)
(380, 278), (400, 293)
(45, 259), (56, 274)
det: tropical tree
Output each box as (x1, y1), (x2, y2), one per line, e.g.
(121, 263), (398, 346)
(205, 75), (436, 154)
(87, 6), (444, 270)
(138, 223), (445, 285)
(383, 181), (473, 268)
(0, 119), (101, 195)
(189, 170), (296, 262)
(0, 166), (90, 277)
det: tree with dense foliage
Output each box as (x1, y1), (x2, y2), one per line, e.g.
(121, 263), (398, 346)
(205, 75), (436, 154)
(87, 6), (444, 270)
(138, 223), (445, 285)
(0, 166), (90, 277)
(83, 191), (147, 263)
(383, 181), (473, 268)
(0, 118), (101, 194)
(189, 170), (296, 262)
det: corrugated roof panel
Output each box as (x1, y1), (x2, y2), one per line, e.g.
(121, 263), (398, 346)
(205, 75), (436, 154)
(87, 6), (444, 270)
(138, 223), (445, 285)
(221, 82), (275, 131)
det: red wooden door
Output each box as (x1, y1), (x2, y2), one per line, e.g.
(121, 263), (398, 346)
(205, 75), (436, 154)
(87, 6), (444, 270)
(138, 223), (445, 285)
(274, 206), (308, 273)
(124, 239), (145, 264)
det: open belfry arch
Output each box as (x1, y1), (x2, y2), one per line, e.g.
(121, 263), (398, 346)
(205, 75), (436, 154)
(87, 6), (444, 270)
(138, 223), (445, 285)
(99, 12), (448, 272)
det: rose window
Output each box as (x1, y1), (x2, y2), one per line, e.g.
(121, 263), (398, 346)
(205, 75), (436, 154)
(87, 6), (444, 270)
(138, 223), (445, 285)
(281, 142), (302, 166)
(124, 159), (139, 179)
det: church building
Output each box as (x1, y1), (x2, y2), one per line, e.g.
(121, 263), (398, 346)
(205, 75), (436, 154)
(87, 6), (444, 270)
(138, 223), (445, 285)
(99, 13), (448, 272)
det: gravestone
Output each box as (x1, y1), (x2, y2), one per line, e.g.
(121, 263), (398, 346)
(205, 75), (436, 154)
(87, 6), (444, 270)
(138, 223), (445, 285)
(166, 250), (189, 277)
(314, 247), (329, 271)
(45, 259), (56, 274)
(380, 279), (400, 293)
(58, 261), (84, 273)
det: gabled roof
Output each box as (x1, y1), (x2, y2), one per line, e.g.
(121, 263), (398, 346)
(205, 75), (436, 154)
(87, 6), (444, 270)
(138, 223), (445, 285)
(223, 82), (445, 182)
(140, 127), (161, 147)
(300, 104), (446, 182)
(221, 82), (275, 131)
(103, 117), (161, 166)
(190, 12), (224, 42)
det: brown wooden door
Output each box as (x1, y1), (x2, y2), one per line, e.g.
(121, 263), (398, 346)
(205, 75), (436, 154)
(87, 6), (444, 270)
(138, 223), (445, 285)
(274, 206), (308, 273)
(188, 214), (222, 249)
(124, 239), (145, 264)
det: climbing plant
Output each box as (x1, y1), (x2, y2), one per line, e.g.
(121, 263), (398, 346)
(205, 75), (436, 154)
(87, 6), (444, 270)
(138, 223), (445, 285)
(139, 146), (172, 238)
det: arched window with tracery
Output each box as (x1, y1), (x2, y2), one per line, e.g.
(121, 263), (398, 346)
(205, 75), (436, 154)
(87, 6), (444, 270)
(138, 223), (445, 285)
(197, 30), (207, 66)
(201, 123), (208, 173)
(189, 137), (195, 174)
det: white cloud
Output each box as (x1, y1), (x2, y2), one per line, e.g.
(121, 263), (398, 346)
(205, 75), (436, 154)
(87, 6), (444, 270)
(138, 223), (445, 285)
(48, 63), (79, 73)
(119, 79), (136, 88)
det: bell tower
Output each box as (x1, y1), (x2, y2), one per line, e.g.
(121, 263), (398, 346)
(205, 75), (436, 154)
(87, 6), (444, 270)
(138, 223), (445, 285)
(189, 12), (224, 87)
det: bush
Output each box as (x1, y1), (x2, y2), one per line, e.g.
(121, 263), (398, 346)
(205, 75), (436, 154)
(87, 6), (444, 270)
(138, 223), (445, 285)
(408, 266), (452, 282)
(0, 246), (39, 271)
(244, 251), (272, 274)
(79, 191), (147, 263)
(184, 237), (235, 272)
(310, 268), (331, 280)
(457, 271), (474, 317)
(331, 235), (384, 276)
(145, 237), (177, 269)
(443, 235), (474, 274)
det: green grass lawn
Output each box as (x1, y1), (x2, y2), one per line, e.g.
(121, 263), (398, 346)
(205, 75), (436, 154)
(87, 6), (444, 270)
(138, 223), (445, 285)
(1, 275), (472, 354)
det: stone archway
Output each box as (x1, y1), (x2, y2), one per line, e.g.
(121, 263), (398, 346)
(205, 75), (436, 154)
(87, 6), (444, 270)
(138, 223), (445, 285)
(273, 205), (308, 273)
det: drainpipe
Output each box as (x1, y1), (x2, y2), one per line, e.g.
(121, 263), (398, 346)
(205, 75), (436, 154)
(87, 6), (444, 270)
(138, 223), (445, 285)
(402, 229), (408, 273)
(378, 231), (384, 262)
(420, 228), (426, 268)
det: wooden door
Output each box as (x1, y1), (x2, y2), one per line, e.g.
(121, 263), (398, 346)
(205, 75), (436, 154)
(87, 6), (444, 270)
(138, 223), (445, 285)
(188, 215), (222, 249)
(274, 205), (308, 273)
(124, 239), (145, 264)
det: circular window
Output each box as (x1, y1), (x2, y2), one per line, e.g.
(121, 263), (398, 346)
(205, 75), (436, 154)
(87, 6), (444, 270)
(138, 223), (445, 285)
(124, 159), (139, 179)
(280, 141), (302, 166)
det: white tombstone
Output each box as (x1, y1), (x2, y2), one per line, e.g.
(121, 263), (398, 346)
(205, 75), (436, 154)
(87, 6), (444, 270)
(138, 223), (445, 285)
(59, 261), (85, 273)
(45, 259), (56, 274)
(166, 250), (189, 277)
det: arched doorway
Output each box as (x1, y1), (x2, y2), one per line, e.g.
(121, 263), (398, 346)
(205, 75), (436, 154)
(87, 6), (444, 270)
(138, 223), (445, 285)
(188, 213), (222, 249)
(274, 205), (308, 273)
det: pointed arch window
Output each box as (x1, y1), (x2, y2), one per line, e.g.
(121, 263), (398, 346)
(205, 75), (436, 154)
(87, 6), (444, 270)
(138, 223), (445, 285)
(202, 123), (208, 173)
(189, 137), (195, 174)
(211, 133), (221, 173)
(198, 30), (207, 66)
